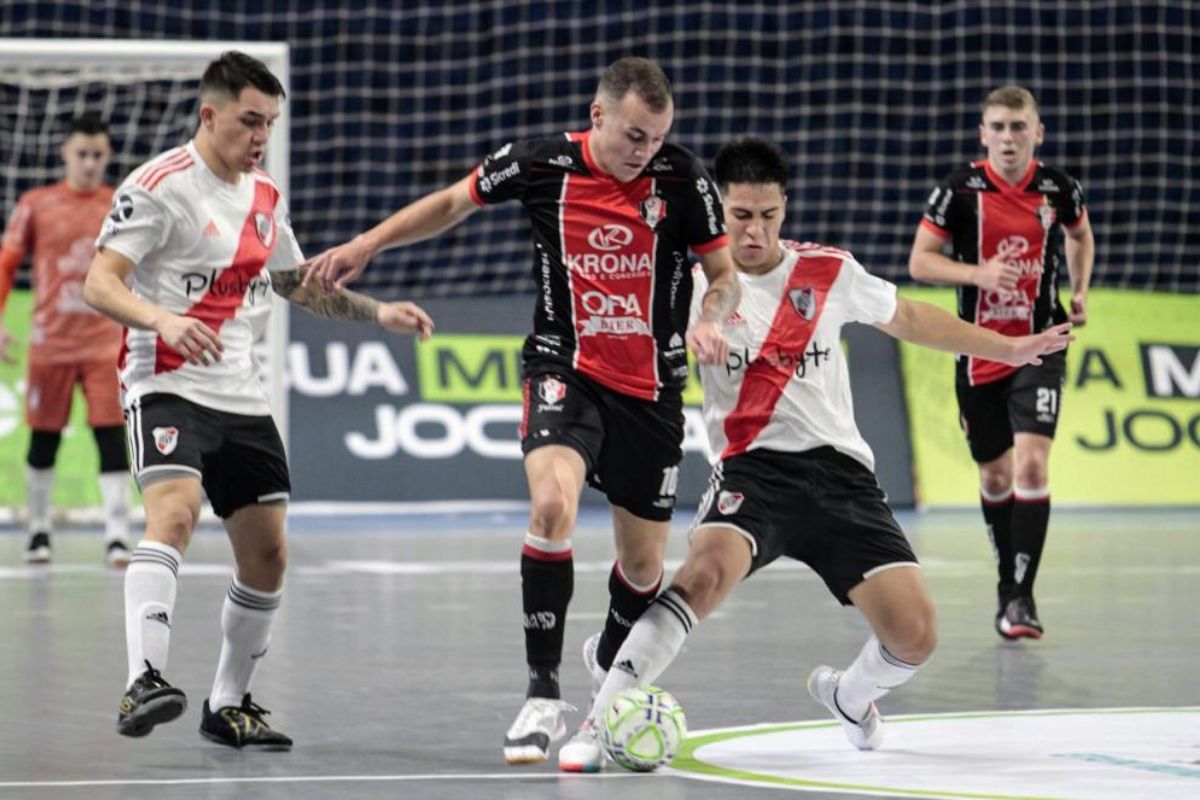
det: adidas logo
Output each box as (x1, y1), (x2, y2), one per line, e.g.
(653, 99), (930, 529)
(202, 219), (220, 238)
(145, 610), (171, 628)
(613, 659), (638, 678)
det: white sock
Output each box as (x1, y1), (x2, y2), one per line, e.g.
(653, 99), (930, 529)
(124, 540), (182, 687)
(586, 588), (697, 723)
(98, 471), (130, 544)
(26, 465), (54, 534)
(209, 579), (282, 710)
(835, 635), (920, 720)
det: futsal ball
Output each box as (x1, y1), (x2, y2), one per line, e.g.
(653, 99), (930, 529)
(600, 685), (687, 772)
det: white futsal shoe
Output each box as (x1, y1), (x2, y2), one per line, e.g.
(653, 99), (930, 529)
(558, 720), (605, 772)
(581, 632), (608, 701)
(807, 665), (884, 750)
(503, 697), (573, 764)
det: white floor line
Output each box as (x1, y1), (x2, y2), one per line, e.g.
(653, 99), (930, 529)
(0, 771), (646, 789)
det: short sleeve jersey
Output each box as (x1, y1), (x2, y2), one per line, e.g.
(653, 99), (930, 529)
(1, 181), (122, 363)
(690, 241), (897, 471)
(95, 141), (303, 415)
(470, 132), (728, 401)
(921, 159), (1088, 386)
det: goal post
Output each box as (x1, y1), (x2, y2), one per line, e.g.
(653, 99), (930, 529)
(0, 38), (293, 446)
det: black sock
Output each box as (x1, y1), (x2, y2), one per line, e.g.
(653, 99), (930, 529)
(981, 491), (1015, 600)
(520, 534), (573, 699)
(1011, 492), (1050, 597)
(596, 561), (662, 671)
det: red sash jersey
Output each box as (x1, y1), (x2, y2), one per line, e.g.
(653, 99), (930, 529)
(469, 132), (728, 401)
(920, 159), (1088, 386)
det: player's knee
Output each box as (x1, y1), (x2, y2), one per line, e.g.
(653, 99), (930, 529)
(1014, 458), (1048, 491)
(93, 425), (129, 473)
(978, 466), (1012, 497)
(891, 607), (938, 665)
(250, 540), (288, 581)
(528, 489), (574, 537)
(672, 562), (727, 619)
(617, 554), (662, 588)
(26, 430), (63, 469)
(150, 504), (197, 548)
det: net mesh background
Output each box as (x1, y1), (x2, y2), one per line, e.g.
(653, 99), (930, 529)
(1, 1), (1196, 296)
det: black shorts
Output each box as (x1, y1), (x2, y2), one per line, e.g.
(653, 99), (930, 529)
(692, 447), (918, 605)
(125, 393), (291, 519)
(956, 352), (1066, 463)
(521, 370), (683, 521)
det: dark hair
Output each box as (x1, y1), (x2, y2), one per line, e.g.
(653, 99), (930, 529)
(713, 136), (790, 191)
(67, 113), (109, 138)
(597, 57), (673, 112)
(200, 50), (286, 102)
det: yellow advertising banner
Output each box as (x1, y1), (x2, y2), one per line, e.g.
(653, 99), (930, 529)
(898, 287), (1200, 506)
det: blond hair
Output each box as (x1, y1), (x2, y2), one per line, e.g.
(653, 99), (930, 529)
(982, 85), (1039, 117)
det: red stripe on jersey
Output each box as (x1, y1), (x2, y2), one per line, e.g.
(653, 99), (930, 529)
(720, 255), (844, 459)
(467, 168), (486, 206)
(920, 217), (951, 238)
(564, 132), (659, 400)
(153, 179), (279, 374)
(970, 164), (1049, 386)
(519, 378), (530, 440)
(692, 233), (729, 255)
(139, 150), (192, 191)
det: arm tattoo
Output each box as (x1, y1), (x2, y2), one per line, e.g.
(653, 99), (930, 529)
(701, 279), (740, 322)
(270, 269), (379, 323)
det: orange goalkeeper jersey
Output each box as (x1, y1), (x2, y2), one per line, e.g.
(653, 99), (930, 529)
(0, 180), (121, 364)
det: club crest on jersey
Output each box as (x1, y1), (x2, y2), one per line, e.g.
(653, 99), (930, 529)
(789, 287), (816, 320)
(152, 426), (179, 456)
(539, 377), (566, 407)
(1037, 201), (1056, 230)
(717, 491), (744, 515)
(254, 212), (275, 248)
(639, 195), (667, 229)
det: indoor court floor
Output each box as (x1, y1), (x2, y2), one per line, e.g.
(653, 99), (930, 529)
(2, 506), (1197, 799)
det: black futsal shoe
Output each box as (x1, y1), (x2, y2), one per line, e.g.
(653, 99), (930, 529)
(200, 694), (293, 751)
(996, 595), (1044, 640)
(117, 661), (188, 737)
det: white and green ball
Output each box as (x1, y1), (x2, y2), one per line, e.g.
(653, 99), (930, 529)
(600, 685), (687, 772)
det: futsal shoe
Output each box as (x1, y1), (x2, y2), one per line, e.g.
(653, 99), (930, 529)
(23, 531), (51, 564)
(200, 694), (293, 750)
(558, 720), (605, 772)
(807, 665), (884, 750)
(106, 539), (132, 568)
(503, 697), (573, 764)
(117, 661), (187, 737)
(581, 632), (608, 702)
(997, 595), (1044, 640)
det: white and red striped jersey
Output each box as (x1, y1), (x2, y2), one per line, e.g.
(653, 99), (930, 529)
(96, 140), (303, 415)
(690, 241), (897, 471)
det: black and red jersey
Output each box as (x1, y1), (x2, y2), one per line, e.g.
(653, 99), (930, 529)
(921, 159), (1088, 386)
(469, 132), (728, 401)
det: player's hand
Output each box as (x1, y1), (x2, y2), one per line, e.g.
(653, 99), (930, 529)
(975, 255), (1021, 292)
(1007, 322), (1074, 366)
(0, 326), (16, 364)
(377, 301), (434, 341)
(158, 314), (224, 366)
(687, 318), (729, 365)
(1068, 291), (1088, 327)
(300, 235), (374, 294)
